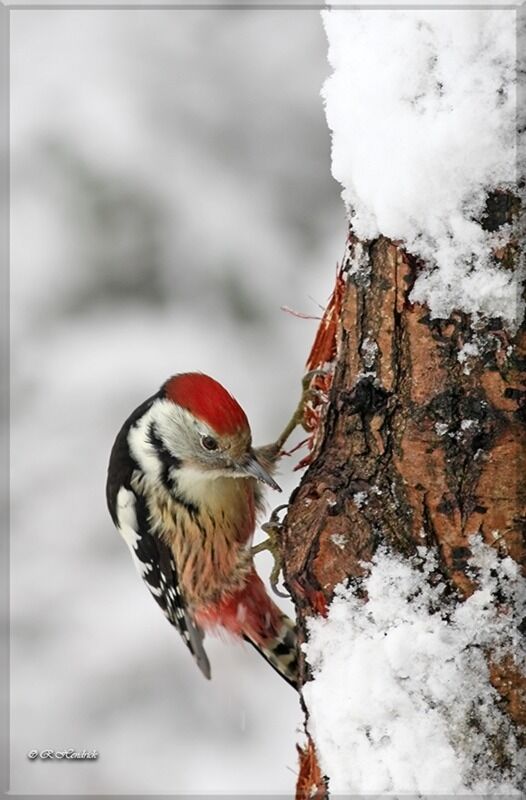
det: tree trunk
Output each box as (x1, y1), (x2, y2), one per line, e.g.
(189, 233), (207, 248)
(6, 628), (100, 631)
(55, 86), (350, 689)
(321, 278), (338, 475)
(284, 195), (525, 797)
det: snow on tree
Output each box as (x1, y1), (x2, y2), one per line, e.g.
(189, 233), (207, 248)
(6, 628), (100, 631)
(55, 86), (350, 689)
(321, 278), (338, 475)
(280, 8), (525, 796)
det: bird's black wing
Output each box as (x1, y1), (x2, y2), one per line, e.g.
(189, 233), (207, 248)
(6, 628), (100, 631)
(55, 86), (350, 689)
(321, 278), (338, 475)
(115, 487), (211, 680)
(106, 397), (211, 680)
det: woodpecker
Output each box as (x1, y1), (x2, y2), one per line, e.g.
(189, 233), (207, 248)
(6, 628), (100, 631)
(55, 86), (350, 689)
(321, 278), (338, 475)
(106, 372), (298, 688)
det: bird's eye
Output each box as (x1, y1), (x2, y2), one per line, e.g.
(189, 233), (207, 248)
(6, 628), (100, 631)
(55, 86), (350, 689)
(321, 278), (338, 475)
(201, 435), (218, 452)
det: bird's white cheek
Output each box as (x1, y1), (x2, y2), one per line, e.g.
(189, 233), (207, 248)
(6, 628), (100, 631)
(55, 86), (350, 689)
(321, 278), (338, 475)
(127, 413), (162, 481)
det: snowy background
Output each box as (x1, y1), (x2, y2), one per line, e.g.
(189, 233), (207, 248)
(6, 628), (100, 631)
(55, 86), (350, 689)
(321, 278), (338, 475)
(9, 9), (343, 794)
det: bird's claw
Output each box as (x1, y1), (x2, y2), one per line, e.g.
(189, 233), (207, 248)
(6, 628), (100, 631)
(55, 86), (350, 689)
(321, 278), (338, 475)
(301, 367), (328, 391)
(271, 368), (331, 455)
(252, 504), (290, 598)
(251, 369), (331, 594)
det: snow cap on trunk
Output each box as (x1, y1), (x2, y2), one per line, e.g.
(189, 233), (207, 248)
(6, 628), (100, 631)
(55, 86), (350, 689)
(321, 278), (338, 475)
(322, 9), (522, 330)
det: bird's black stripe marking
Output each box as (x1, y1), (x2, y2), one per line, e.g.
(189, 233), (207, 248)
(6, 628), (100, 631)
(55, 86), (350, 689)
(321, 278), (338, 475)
(171, 476), (200, 520)
(130, 494), (186, 625)
(132, 493), (166, 597)
(146, 422), (202, 519)
(120, 489), (210, 677)
(243, 634), (298, 691)
(106, 392), (160, 525)
(147, 422), (182, 488)
(272, 641), (293, 658)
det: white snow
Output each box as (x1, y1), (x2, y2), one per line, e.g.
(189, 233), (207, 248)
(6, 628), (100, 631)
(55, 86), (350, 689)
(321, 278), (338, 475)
(331, 533), (347, 550)
(457, 342), (480, 364)
(460, 418), (476, 431)
(353, 490), (368, 509)
(360, 336), (378, 369)
(435, 421), (449, 437)
(458, 340), (481, 374)
(322, 10), (522, 330)
(303, 539), (525, 794)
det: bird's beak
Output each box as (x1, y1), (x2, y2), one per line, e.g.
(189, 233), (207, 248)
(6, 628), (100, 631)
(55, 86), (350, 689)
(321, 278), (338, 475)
(241, 453), (282, 492)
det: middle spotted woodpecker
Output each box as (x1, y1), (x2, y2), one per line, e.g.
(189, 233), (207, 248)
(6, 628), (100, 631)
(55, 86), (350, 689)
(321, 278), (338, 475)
(106, 372), (298, 688)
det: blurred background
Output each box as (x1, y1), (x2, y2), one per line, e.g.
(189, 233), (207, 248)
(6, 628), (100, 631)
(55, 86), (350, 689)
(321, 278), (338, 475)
(10, 8), (344, 794)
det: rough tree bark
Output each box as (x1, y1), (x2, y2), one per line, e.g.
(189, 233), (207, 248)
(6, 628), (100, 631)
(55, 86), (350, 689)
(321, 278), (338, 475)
(283, 193), (525, 798)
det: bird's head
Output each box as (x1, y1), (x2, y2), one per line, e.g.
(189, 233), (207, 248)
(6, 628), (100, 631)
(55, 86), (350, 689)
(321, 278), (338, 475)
(138, 372), (280, 491)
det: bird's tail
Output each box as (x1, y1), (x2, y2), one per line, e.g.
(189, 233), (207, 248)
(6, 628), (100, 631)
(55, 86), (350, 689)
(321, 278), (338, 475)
(243, 613), (298, 690)
(195, 569), (299, 689)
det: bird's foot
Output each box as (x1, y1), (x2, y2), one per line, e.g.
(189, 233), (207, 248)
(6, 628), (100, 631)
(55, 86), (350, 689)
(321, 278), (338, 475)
(252, 504), (289, 598)
(257, 369), (329, 464)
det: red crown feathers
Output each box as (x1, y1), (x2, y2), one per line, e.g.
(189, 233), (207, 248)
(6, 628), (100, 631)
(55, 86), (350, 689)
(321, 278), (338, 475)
(164, 373), (249, 436)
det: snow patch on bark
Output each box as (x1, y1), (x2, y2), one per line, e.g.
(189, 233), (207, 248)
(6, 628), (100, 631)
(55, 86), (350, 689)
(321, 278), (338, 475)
(322, 9), (522, 330)
(303, 539), (525, 793)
